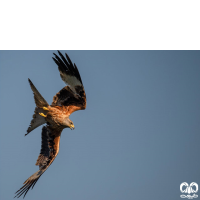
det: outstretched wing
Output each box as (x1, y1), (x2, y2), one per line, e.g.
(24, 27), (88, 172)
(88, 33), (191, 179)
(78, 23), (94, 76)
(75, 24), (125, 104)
(52, 51), (86, 116)
(15, 126), (62, 198)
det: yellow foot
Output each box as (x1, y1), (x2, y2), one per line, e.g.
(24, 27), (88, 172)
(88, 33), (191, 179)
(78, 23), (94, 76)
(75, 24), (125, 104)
(39, 113), (47, 117)
(43, 107), (49, 111)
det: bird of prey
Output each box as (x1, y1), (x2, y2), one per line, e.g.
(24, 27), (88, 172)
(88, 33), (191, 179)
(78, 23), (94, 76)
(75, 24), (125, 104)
(15, 51), (87, 198)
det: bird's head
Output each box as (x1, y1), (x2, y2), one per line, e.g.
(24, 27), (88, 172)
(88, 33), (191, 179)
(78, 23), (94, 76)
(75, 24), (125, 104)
(64, 118), (75, 130)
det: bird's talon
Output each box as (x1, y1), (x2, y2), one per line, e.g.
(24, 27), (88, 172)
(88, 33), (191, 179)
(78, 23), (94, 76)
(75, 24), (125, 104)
(43, 107), (49, 111)
(39, 113), (47, 117)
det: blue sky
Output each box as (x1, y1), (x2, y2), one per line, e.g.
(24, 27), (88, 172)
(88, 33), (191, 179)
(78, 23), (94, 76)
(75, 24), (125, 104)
(0, 51), (200, 200)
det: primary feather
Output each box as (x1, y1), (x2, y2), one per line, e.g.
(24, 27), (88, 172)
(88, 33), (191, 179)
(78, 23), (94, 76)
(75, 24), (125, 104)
(15, 51), (87, 198)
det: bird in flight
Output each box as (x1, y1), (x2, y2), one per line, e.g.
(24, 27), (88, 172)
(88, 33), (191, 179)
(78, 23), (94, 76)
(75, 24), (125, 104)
(15, 51), (87, 198)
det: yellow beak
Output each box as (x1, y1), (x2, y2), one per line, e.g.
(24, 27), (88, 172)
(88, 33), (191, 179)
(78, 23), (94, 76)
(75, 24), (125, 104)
(70, 124), (75, 130)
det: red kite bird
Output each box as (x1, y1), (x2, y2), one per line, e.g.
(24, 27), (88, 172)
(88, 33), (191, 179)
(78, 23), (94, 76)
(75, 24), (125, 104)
(15, 51), (86, 198)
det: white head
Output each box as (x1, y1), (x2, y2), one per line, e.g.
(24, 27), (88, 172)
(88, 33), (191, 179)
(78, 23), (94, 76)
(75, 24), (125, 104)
(64, 118), (75, 130)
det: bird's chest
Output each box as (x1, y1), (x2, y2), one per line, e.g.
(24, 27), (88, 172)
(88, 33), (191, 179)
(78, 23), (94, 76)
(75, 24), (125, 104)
(47, 107), (68, 128)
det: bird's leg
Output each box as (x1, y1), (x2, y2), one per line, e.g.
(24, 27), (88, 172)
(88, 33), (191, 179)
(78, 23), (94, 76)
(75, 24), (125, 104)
(39, 113), (47, 117)
(39, 107), (49, 117)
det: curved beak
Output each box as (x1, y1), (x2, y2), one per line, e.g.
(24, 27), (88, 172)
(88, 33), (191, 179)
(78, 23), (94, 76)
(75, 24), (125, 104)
(70, 124), (75, 130)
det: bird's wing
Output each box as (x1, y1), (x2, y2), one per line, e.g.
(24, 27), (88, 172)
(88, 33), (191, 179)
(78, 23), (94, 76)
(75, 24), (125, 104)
(26, 79), (49, 135)
(15, 126), (62, 198)
(51, 51), (86, 116)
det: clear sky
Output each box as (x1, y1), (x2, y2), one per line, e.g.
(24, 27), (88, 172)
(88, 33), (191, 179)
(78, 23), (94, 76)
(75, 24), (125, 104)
(0, 51), (200, 200)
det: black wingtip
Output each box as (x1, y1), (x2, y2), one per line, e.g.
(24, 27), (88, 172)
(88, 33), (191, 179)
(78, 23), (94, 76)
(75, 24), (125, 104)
(14, 177), (40, 199)
(28, 78), (33, 85)
(24, 132), (29, 137)
(52, 51), (83, 85)
(28, 79), (33, 89)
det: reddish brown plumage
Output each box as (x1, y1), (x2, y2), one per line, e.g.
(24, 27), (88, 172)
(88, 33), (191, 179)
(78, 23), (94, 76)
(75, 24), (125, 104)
(15, 51), (87, 198)
(51, 85), (86, 115)
(15, 126), (62, 198)
(36, 127), (61, 167)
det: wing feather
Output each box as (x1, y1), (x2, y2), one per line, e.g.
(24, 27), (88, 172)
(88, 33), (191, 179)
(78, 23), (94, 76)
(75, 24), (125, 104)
(15, 51), (87, 198)
(52, 51), (86, 115)
(26, 107), (47, 135)
(14, 126), (61, 198)
(52, 51), (82, 87)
